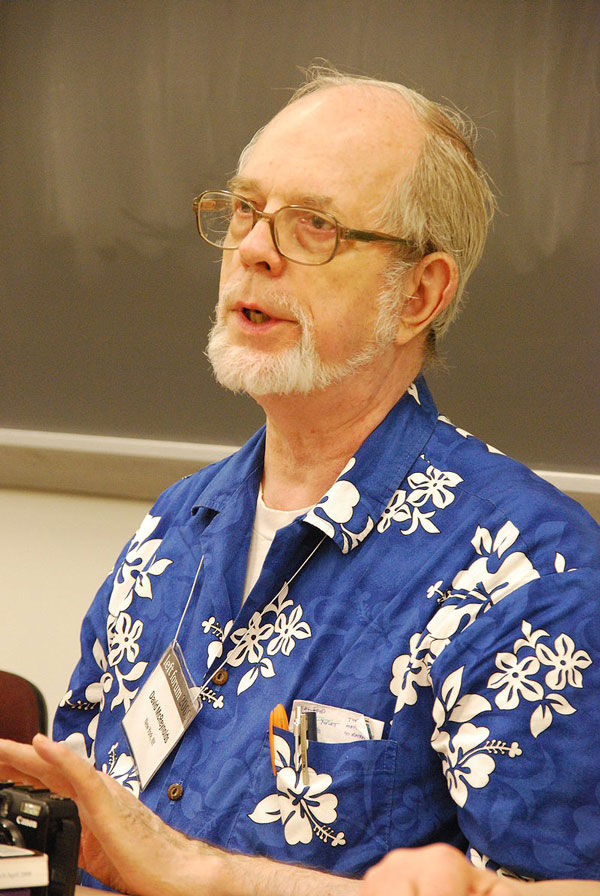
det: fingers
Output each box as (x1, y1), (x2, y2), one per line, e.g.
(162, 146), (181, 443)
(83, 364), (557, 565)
(0, 735), (117, 820)
(0, 737), (71, 794)
(0, 736), (204, 896)
(35, 739), (202, 893)
(484, 879), (520, 896)
(32, 734), (97, 791)
(29, 735), (158, 841)
(361, 845), (520, 896)
(30, 735), (134, 827)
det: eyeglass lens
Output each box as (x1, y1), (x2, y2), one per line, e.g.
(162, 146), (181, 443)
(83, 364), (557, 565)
(197, 192), (338, 264)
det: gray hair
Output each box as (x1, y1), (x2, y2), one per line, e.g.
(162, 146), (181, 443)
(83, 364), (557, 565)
(238, 65), (496, 348)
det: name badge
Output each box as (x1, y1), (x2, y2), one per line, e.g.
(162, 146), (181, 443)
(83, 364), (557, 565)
(122, 642), (201, 789)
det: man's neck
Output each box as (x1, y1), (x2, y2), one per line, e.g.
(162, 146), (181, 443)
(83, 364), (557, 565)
(255, 349), (422, 511)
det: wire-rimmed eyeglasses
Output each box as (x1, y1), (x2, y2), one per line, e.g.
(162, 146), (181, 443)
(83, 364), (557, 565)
(193, 190), (419, 266)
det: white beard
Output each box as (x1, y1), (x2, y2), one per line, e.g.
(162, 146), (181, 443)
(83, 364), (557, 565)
(206, 282), (402, 397)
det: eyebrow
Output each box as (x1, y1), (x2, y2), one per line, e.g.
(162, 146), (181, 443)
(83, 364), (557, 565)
(226, 175), (341, 216)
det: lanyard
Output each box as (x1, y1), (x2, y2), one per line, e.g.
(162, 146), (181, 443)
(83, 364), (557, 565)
(196, 533), (327, 691)
(123, 533), (326, 789)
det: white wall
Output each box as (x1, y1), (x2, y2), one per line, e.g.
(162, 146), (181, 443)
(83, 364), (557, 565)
(0, 488), (149, 729)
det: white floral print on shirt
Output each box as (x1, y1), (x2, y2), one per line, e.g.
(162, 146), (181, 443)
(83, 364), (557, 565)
(488, 620), (592, 737)
(430, 665), (522, 808)
(202, 583), (312, 700)
(389, 521), (592, 806)
(58, 514), (173, 772)
(249, 733), (346, 847)
(304, 458), (374, 553)
(377, 464), (463, 536)
(391, 521), (539, 714)
(108, 514), (173, 616)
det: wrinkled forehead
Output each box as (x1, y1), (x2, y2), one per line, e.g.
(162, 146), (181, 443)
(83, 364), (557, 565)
(239, 85), (424, 214)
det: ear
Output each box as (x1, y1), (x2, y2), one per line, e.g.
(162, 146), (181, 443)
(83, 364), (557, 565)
(394, 252), (458, 346)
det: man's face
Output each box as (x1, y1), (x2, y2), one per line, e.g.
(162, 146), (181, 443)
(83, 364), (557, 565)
(207, 86), (423, 397)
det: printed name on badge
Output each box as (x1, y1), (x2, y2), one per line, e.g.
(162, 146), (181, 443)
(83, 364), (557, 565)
(122, 643), (201, 789)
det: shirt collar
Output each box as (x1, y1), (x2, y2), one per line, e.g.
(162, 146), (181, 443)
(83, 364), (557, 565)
(191, 376), (438, 553)
(301, 376), (438, 552)
(191, 426), (265, 515)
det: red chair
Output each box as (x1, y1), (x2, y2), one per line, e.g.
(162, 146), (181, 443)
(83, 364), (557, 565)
(0, 671), (48, 743)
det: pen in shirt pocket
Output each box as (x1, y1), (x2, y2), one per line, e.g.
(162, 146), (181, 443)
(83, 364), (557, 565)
(269, 703), (316, 784)
(268, 703), (289, 775)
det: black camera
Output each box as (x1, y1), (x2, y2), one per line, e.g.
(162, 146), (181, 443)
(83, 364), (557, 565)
(0, 783), (80, 896)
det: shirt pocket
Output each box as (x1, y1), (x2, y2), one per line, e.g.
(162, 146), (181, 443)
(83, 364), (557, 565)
(226, 726), (398, 877)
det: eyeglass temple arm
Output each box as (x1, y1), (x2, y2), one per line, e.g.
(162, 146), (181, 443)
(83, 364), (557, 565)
(341, 226), (415, 248)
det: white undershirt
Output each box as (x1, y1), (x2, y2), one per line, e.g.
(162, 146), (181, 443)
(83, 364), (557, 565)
(242, 489), (313, 603)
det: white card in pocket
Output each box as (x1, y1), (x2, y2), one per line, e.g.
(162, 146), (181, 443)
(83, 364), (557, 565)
(291, 699), (384, 743)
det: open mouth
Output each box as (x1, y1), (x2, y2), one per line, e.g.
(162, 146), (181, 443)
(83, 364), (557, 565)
(243, 308), (272, 324)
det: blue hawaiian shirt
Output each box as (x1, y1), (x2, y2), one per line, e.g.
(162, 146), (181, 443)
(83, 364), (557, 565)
(54, 377), (600, 882)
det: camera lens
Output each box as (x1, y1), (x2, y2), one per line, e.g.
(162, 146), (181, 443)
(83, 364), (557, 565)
(0, 817), (26, 847)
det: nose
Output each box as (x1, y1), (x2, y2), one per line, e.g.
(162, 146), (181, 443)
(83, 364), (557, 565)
(237, 213), (286, 275)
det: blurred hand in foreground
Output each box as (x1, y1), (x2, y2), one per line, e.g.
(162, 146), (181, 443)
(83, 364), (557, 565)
(1, 736), (598, 896)
(0, 735), (222, 896)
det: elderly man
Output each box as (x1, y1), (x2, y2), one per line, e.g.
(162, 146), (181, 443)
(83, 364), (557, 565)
(7, 68), (599, 892)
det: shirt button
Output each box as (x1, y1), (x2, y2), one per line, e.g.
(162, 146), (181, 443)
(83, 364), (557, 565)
(212, 668), (228, 686)
(167, 783), (184, 801)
